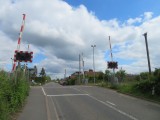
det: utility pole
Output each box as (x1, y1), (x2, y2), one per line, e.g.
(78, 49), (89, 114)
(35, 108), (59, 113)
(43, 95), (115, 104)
(79, 54), (81, 84)
(143, 33), (151, 75)
(81, 53), (85, 83)
(91, 45), (96, 84)
(64, 69), (66, 80)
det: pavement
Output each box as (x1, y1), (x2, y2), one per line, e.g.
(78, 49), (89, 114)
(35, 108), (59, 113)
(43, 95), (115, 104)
(18, 82), (160, 120)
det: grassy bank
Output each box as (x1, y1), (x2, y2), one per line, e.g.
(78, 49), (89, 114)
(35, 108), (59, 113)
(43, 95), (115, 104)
(98, 81), (160, 103)
(0, 70), (30, 120)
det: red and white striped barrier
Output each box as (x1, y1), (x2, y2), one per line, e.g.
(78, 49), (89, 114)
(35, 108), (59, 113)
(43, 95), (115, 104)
(12, 14), (26, 72)
(17, 14), (26, 50)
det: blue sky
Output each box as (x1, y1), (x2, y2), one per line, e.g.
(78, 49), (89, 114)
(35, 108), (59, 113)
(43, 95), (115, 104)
(65, 0), (160, 21)
(64, 0), (160, 72)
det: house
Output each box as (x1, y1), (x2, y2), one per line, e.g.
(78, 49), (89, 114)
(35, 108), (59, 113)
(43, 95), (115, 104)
(70, 71), (82, 79)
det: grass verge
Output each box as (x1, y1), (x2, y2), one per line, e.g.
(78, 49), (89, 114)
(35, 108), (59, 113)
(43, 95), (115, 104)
(98, 82), (160, 104)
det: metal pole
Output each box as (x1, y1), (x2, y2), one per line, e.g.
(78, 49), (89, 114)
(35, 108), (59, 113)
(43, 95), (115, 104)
(143, 33), (151, 75)
(91, 45), (96, 84)
(79, 54), (81, 84)
(64, 69), (66, 80)
(81, 53), (85, 83)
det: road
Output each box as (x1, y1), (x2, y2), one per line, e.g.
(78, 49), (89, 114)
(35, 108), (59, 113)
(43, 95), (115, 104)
(18, 82), (160, 120)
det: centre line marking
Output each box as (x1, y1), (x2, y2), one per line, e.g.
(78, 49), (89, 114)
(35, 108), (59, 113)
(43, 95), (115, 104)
(72, 88), (90, 94)
(106, 101), (116, 106)
(47, 94), (88, 97)
(88, 95), (138, 120)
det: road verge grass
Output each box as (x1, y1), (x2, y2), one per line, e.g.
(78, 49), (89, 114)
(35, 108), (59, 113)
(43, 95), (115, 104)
(0, 70), (30, 120)
(98, 81), (160, 104)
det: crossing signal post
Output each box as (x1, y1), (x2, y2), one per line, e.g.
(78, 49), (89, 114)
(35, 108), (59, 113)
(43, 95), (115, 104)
(108, 36), (119, 84)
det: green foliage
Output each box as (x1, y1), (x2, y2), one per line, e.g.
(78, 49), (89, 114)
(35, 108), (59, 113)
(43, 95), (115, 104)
(134, 80), (154, 93)
(35, 77), (46, 84)
(88, 76), (94, 83)
(97, 72), (104, 80)
(104, 70), (111, 81)
(68, 78), (76, 85)
(133, 71), (160, 96)
(39, 67), (46, 77)
(154, 68), (160, 82)
(98, 68), (160, 102)
(140, 72), (149, 80)
(117, 83), (135, 94)
(45, 76), (51, 82)
(109, 84), (119, 90)
(0, 70), (29, 120)
(153, 69), (160, 95)
(116, 69), (126, 82)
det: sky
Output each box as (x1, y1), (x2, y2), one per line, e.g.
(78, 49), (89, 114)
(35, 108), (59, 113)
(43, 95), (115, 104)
(0, 0), (160, 79)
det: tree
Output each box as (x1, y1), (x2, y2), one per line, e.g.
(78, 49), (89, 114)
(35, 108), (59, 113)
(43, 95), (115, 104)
(46, 76), (51, 82)
(34, 65), (37, 77)
(116, 69), (126, 82)
(40, 67), (46, 77)
(104, 70), (111, 82)
(97, 72), (104, 81)
(154, 68), (160, 81)
(140, 72), (149, 80)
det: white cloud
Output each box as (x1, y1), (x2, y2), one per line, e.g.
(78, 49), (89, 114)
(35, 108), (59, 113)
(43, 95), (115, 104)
(144, 12), (153, 21)
(0, 0), (160, 78)
(127, 17), (142, 25)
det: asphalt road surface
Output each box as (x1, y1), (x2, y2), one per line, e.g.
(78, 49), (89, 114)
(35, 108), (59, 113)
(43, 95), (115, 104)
(18, 82), (160, 120)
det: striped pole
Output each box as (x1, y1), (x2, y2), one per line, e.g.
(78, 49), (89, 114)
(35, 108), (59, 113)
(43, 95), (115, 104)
(108, 36), (115, 83)
(12, 14), (26, 72)
(17, 14), (26, 50)
(109, 36), (113, 61)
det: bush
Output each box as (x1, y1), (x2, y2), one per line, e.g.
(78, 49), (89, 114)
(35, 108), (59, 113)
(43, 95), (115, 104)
(35, 77), (46, 85)
(0, 70), (29, 120)
(133, 72), (160, 95)
(134, 80), (154, 93)
(140, 72), (149, 80)
(68, 79), (75, 85)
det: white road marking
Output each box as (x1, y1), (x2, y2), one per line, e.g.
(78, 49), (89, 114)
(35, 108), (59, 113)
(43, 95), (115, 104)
(72, 87), (90, 94)
(106, 101), (116, 106)
(47, 94), (89, 97)
(74, 86), (93, 88)
(43, 86), (92, 89)
(43, 87), (69, 89)
(43, 86), (138, 120)
(88, 94), (138, 120)
(41, 87), (46, 96)
(45, 96), (51, 120)
(50, 97), (60, 120)
(74, 87), (138, 120)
